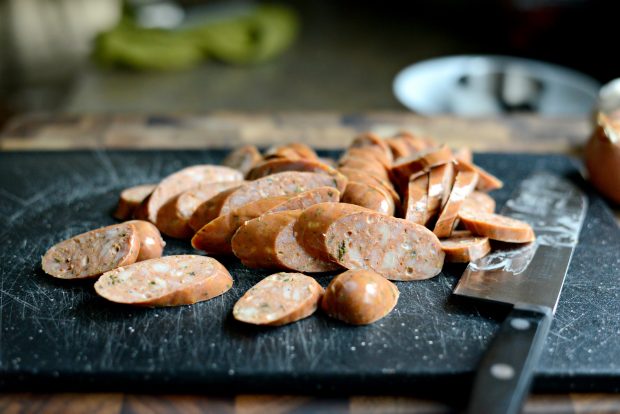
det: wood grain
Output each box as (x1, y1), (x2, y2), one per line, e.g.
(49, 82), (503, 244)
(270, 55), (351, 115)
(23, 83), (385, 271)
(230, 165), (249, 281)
(0, 112), (618, 413)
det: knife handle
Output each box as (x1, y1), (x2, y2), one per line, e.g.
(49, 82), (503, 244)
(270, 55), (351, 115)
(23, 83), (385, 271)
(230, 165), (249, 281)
(466, 306), (552, 414)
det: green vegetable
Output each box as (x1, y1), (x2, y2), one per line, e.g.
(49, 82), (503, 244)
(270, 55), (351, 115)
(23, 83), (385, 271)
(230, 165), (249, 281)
(337, 240), (347, 261)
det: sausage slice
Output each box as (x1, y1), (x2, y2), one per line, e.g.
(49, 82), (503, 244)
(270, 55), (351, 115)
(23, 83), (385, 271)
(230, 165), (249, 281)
(155, 181), (245, 239)
(350, 132), (393, 164)
(459, 211), (535, 243)
(144, 165), (243, 224)
(233, 272), (324, 326)
(113, 184), (156, 220)
(426, 162), (456, 224)
(456, 160), (503, 192)
(294, 202), (372, 261)
(94, 255), (233, 307)
(391, 145), (454, 189)
(246, 158), (348, 193)
(264, 143), (319, 161)
(440, 230), (491, 263)
(321, 269), (399, 325)
(126, 220), (165, 261)
(221, 145), (263, 176)
(338, 167), (400, 203)
(42, 222), (141, 279)
(341, 181), (395, 216)
(232, 210), (341, 273)
(433, 171), (479, 238)
(340, 146), (392, 169)
(461, 191), (496, 214)
(338, 157), (390, 180)
(191, 171), (346, 228)
(404, 173), (429, 224)
(323, 211), (445, 280)
(191, 195), (292, 254)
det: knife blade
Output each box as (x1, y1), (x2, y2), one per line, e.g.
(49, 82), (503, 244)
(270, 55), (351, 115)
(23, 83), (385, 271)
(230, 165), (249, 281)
(454, 171), (587, 414)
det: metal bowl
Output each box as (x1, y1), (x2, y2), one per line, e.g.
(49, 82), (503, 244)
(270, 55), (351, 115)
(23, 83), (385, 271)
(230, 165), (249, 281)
(393, 55), (600, 116)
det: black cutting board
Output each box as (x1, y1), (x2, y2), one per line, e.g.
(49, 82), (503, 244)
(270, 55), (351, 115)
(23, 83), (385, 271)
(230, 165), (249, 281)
(1, 150), (619, 398)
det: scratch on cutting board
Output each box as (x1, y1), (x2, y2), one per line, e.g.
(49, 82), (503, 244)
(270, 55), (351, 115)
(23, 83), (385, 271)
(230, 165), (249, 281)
(93, 149), (120, 184)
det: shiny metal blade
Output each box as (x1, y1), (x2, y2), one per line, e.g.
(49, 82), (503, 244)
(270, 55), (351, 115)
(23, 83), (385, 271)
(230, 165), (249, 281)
(453, 172), (588, 313)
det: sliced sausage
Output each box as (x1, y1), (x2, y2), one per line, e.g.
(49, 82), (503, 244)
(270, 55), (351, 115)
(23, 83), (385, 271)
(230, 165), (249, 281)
(391, 145), (454, 190)
(42, 222), (141, 279)
(404, 173), (429, 225)
(188, 186), (243, 232)
(341, 181), (395, 215)
(296, 203), (445, 280)
(94, 255), (233, 307)
(454, 147), (473, 164)
(340, 146), (392, 169)
(386, 137), (413, 160)
(426, 162), (456, 224)
(266, 186), (341, 213)
(459, 211), (535, 243)
(155, 181), (245, 239)
(433, 171), (479, 238)
(233, 272), (324, 326)
(350, 132), (393, 164)
(246, 158), (348, 193)
(126, 220), (165, 261)
(232, 210), (341, 272)
(321, 269), (399, 325)
(113, 184), (156, 220)
(265, 143), (319, 161)
(338, 158), (390, 183)
(440, 230), (491, 263)
(221, 144), (263, 176)
(190, 171), (345, 229)
(338, 167), (400, 203)
(322, 211), (445, 280)
(294, 202), (371, 261)
(455, 159), (503, 192)
(461, 191), (496, 214)
(393, 131), (432, 153)
(144, 165), (243, 224)
(191, 196), (292, 254)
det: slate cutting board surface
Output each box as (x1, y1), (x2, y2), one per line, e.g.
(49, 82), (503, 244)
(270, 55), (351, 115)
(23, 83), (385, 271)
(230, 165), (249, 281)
(0, 150), (619, 396)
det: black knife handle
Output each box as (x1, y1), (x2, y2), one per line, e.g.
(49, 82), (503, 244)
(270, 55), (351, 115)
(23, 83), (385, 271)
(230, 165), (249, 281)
(466, 306), (552, 414)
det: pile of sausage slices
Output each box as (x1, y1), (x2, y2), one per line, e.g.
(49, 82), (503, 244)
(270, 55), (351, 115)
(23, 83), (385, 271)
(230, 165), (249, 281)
(42, 132), (535, 326)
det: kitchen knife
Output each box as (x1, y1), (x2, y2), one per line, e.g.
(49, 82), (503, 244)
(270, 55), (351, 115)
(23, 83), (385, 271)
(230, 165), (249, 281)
(454, 171), (588, 414)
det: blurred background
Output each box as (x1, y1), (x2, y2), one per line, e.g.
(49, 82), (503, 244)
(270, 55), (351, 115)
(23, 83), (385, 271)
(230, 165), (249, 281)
(0, 0), (618, 129)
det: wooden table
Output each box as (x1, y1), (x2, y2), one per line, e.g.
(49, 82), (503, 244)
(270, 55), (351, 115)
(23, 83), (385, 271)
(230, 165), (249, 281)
(1, 112), (618, 413)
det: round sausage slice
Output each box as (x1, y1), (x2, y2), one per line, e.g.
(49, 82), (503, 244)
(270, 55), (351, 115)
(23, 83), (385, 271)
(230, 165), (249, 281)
(232, 210), (341, 273)
(455, 160), (503, 192)
(233, 272), (324, 326)
(433, 171), (479, 238)
(341, 181), (395, 216)
(350, 132), (393, 164)
(94, 255), (233, 307)
(246, 158), (348, 193)
(338, 167), (399, 203)
(264, 143), (319, 161)
(391, 145), (454, 190)
(221, 145), (263, 176)
(156, 181), (245, 239)
(42, 222), (141, 279)
(145, 165), (243, 224)
(323, 211), (445, 280)
(321, 269), (399, 325)
(338, 157), (390, 180)
(454, 147), (473, 164)
(294, 202), (372, 261)
(191, 195), (292, 254)
(191, 171), (346, 229)
(440, 231), (491, 263)
(340, 146), (392, 169)
(461, 191), (496, 214)
(459, 211), (535, 243)
(126, 220), (165, 261)
(113, 184), (156, 220)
